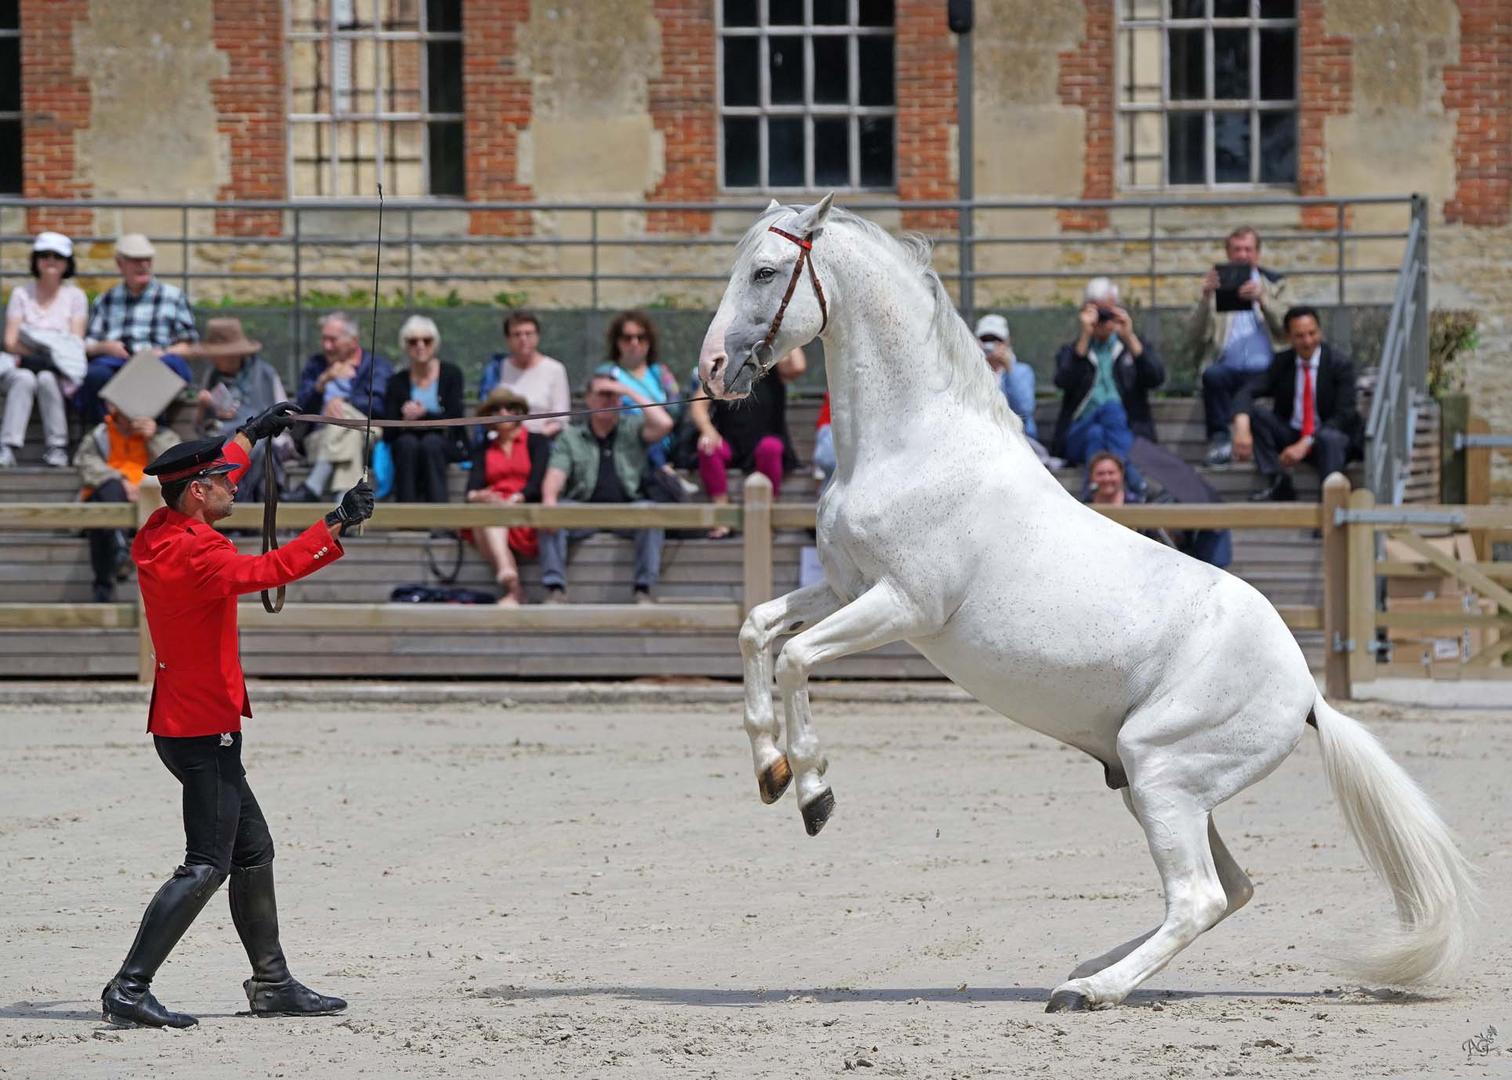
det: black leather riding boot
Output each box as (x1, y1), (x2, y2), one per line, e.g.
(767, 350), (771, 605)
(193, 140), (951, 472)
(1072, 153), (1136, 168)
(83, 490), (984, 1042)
(230, 862), (347, 1017)
(102, 864), (227, 1028)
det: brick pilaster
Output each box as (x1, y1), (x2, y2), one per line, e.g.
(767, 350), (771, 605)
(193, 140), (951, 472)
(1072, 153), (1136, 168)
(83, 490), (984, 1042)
(894, 1), (956, 231)
(464, 0), (533, 235)
(212, 0), (284, 236)
(20, 0), (91, 235)
(647, 0), (715, 233)
(1444, 0), (1512, 226)
(1055, 0), (1113, 232)
(1296, 0), (1352, 230)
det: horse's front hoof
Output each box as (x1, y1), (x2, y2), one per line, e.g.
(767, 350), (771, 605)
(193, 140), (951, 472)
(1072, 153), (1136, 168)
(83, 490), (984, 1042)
(801, 789), (835, 836)
(757, 757), (792, 804)
(1045, 989), (1092, 1013)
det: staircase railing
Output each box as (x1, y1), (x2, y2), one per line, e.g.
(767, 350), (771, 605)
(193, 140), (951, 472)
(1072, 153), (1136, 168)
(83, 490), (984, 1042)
(1365, 194), (1430, 505)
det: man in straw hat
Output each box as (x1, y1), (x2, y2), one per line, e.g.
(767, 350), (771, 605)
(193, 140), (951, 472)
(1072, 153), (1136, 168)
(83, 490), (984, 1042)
(193, 317), (288, 502)
(101, 406), (374, 1029)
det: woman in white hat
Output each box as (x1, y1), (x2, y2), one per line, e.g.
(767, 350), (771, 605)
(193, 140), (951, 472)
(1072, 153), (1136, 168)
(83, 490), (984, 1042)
(0, 231), (88, 467)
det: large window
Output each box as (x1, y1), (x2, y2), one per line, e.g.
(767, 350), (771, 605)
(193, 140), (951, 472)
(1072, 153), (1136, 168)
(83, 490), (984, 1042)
(718, 0), (896, 192)
(288, 0), (463, 198)
(0, 1), (19, 194)
(1117, 0), (1298, 189)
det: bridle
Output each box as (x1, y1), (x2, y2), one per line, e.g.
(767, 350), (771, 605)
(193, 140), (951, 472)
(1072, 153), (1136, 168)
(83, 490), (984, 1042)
(725, 224), (829, 389)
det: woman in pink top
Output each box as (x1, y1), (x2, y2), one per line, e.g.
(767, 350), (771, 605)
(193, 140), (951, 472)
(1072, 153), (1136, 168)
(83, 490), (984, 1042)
(0, 232), (88, 467)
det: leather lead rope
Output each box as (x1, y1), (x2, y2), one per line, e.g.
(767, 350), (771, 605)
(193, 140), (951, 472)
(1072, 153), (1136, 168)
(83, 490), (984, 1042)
(260, 445), (285, 614)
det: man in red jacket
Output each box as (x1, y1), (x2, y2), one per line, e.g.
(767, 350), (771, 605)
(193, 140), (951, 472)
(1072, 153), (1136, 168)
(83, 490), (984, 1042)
(102, 402), (374, 1029)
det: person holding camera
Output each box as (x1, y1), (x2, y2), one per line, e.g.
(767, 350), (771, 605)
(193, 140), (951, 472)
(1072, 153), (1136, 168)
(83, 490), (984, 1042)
(1050, 277), (1165, 492)
(1188, 225), (1294, 465)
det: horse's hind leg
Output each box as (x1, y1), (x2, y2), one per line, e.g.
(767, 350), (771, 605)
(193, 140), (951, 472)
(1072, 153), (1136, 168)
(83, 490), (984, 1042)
(739, 584), (844, 804)
(774, 580), (929, 836)
(1048, 790), (1228, 1011)
(1068, 803), (1252, 981)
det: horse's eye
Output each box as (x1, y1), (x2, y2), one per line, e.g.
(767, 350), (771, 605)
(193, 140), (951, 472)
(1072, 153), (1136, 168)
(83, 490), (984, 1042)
(753, 266), (777, 283)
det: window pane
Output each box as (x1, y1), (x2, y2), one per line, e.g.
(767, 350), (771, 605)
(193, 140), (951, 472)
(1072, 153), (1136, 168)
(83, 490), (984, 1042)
(386, 39), (424, 114)
(1122, 0), (1161, 18)
(859, 115), (893, 187)
(0, 118), (20, 194)
(1213, 0), (1246, 16)
(724, 116), (760, 187)
(427, 40), (463, 114)
(814, 0), (847, 24)
(0, 37), (19, 112)
(858, 36), (894, 106)
(769, 117), (805, 186)
(1121, 27), (1161, 104)
(1167, 111), (1205, 184)
(1168, 29), (1205, 101)
(1213, 28), (1249, 99)
(426, 0), (460, 32)
(1121, 112), (1163, 187)
(857, 0), (894, 27)
(769, 36), (804, 105)
(723, 37), (759, 106)
(1170, 0), (1203, 17)
(813, 36), (849, 104)
(770, 0), (802, 25)
(428, 120), (464, 196)
(1213, 110), (1250, 182)
(1259, 29), (1295, 100)
(814, 118), (849, 186)
(0, 1), (17, 30)
(1259, 110), (1296, 182)
(1259, 0), (1294, 15)
(722, 0), (757, 26)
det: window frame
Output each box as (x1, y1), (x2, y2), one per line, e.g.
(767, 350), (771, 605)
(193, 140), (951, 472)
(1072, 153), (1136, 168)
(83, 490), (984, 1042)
(1116, 0), (1300, 192)
(716, 0), (897, 194)
(286, 0), (465, 200)
(0, 7), (20, 196)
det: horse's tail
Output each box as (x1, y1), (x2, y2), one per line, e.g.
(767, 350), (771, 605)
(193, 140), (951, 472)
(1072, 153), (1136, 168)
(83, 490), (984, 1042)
(1310, 695), (1480, 985)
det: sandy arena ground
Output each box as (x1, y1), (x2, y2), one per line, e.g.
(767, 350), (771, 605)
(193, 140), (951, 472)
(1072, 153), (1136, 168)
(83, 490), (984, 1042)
(1, 693), (1509, 1079)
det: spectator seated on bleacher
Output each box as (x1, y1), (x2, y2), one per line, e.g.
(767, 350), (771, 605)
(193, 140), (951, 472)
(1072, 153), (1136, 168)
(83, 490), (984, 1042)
(383, 315), (466, 505)
(193, 317), (288, 503)
(976, 313), (1038, 440)
(1233, 305), (1363, 503)
(599, 309), (689, 486)
(479, 310), (570, 439)
(74, 403), (180, 602)
(689, 347), (804, 541)
(464, 387), (550, 606)
(0, 231), (88, 468)
(539, 371), (674, 605)
(1051, 277), (1164, 495)
(288, 312), (391, 502)
(77, 234), (198, 425)
(1187, 225), (1294, 466)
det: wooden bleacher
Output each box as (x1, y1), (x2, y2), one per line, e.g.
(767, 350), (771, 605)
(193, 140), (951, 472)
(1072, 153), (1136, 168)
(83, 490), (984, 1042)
(0, 390), (1438, 680)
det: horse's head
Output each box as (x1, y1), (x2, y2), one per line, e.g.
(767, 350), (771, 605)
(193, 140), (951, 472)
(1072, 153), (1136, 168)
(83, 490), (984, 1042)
(700, 194), (834, 399)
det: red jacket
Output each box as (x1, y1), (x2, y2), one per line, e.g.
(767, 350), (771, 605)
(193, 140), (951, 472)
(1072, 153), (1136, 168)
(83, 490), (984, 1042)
(133, 441), (343, 737)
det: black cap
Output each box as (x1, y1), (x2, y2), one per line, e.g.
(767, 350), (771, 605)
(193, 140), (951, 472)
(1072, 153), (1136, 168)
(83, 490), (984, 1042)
(143, 437), (238, 483)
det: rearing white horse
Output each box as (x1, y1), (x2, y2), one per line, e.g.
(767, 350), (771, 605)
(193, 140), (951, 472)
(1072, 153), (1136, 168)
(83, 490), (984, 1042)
(698, 196), (1478, 1012)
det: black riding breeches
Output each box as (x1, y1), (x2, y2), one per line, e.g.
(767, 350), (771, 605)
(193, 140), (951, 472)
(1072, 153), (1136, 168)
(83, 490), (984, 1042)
(153, 733), (275, 876)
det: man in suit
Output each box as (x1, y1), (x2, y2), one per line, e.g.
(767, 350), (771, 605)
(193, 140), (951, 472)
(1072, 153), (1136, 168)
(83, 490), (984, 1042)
(1232, 305), (1362, 502)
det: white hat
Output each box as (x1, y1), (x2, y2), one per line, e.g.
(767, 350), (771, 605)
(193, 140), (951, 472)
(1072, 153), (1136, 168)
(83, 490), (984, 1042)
(115, 233), (156, 259)
(974, 313), (1010, 341)
(32, 231), (73, 258)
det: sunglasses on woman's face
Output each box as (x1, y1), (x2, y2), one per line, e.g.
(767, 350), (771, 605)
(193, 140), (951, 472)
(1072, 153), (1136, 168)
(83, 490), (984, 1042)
(406, 336), (434, 346)
(618, 332), (648, 343)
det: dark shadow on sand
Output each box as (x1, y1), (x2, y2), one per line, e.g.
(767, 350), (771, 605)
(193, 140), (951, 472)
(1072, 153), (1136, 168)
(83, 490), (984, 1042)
(0, 1000), (242, 1023)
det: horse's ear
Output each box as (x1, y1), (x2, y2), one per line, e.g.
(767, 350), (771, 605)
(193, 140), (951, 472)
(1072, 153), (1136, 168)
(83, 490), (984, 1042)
(764, 198), (782, 213)
(793, 192), (835, 237)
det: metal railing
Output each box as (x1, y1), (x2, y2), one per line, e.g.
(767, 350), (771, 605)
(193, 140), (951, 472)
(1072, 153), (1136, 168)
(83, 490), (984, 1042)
(1364, 194), (1430, 506)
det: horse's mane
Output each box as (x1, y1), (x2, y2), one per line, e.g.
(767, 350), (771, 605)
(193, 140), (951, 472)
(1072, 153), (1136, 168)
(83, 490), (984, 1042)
(739, 204), (1024, 439)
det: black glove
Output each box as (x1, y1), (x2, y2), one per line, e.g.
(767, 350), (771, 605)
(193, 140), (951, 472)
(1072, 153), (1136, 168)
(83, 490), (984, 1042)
(325, 480), (375, 530)
(238, 401), (299, 443)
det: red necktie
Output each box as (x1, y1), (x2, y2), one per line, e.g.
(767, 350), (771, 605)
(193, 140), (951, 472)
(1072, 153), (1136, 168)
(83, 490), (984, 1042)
(1300, 362), (1316, 439)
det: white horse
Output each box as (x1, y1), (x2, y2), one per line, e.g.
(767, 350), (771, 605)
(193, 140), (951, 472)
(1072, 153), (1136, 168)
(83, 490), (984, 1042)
(697, 195), (1478, 1012)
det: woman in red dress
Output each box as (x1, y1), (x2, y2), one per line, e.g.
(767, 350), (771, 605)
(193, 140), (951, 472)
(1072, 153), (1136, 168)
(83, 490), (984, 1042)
(465, 387), (550, 604)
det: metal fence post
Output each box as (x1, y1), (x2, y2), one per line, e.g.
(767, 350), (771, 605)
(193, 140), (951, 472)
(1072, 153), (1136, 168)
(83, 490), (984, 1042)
(135, 480), (163, 684)
(1410, 193), (1430, 393)
(1320, 472), (1352, 700)
(1345, 488), (1378, 687)
(1466, 413), (1492, 559)
(291, 208), (303, 389)
(741, 473), (773, 615)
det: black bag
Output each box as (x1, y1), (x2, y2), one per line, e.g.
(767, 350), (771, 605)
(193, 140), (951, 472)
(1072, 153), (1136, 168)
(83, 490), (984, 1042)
(389, 584), (496, 604)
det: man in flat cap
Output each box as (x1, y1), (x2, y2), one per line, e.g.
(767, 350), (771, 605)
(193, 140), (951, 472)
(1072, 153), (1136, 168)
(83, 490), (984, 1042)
(101, 401), (374, 1029)
(76, 233), (200, 424)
